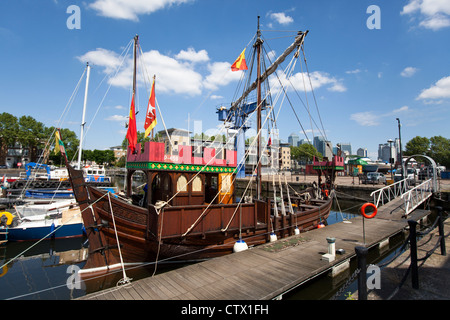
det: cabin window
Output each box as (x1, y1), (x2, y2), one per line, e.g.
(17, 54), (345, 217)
(176, 175), (188, 192)
(192, 176), (202, 192)
(220, 174), (232, 193)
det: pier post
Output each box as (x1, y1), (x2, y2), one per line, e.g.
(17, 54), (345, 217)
(327, 237), (336, 256)
(408, 220), (419, 289)
(436, 206), (446, 256)
(355, 246), (368, 300)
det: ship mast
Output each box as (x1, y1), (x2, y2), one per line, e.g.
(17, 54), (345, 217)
(77, 62), (90, 169)
(255, 17), (263, 200)
(133, 35), (138, 99)
(230, 22), (307, 200)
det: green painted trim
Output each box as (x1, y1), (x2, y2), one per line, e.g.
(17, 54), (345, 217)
(126, 161), (237, 173)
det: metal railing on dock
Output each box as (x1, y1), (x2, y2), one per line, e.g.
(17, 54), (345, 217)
(348, 206), (447, 300)
(401, 179), (433, 215)
(370, 178), (412, 208)
(370, 178), (435, 216)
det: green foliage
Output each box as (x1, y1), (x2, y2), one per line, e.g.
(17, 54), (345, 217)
(405, 135), (450, 168)
(0, 112), (19, 145)
(404, 136), (430, 156)
(0, 112), (122, 167)
(290, 143), (322, 163)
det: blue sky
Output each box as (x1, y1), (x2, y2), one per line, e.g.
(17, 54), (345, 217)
(1, 0), (449, 160)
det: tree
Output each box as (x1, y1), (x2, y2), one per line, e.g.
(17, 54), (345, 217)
(291, 144), (322, 164)
(404, 135), (450, 168)
(0, 113), (19, 164)
(0, 112), (19, 146)
(429, 136), (450, 168)
(18, 115), (46, 161)
(404, 136), (430, 156)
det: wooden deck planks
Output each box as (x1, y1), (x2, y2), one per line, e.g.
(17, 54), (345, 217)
(78, 195), (432, 300)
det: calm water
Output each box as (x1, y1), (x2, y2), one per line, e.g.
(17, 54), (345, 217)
(0, 197), (367, 300)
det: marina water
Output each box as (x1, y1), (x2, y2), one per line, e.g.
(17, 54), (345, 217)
(0, 197), (404, 300)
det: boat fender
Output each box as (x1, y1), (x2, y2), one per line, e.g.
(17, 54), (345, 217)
(270, 232), (277, 242)
(233, 239), (248, 253)
(294, 227), (300, 235)
(0, 211), (14, 226)
(0, 264), (8, 278)
(317, 222), (325, 229)
(50, 222), (56, 239)
(361, 203), (377, 219)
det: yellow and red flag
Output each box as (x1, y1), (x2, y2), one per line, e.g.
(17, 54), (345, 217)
(231, 48), (248, 72)
(126, 93), (138, 153)
(144, 78), (157, 138)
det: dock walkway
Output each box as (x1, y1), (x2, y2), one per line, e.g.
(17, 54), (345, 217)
(366, 216), (449, 300)
(78, 195), (432, 300)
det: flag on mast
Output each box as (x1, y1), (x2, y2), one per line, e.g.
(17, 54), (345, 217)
(144, 76), (157, 138)
(231, 48), (248, 72)
(54, 130), (67, 155)
(126, 93), (138, 153)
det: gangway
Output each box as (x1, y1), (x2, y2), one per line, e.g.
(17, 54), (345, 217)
(370, 178), (436, 216)
(401, 178), (433, 215)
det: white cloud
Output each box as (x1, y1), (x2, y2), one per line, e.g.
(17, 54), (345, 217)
(350, 112), (380, 126)
(77, 48), (123, 74)
(270, 71), (346, 93)
(351, 106), (409, 126)
(393, 106), (409, 113)
(419, 13), (450, 29)
(346, 69), (361, 74)
(400, 66), (418, 77)
(141, 50), (204, 95)
(79, 48), (204, 95)
(89, 0), (193, 21)
(106, 114), (128, 122)
(401, 0), (450, 30)
(270, 12), (294, 25)
(417, 75), (450, 100)
(78, 46), (247, 97)
(203, 62), (243, 91)
(175, 47), (209, 63)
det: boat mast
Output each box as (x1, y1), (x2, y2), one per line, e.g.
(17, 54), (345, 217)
(255, 17), (263, 200)
(126, 35), (139, 198)
(77, 62), (90, 169)
(133, 35), (138, 100)
(230, 30), (307, 110)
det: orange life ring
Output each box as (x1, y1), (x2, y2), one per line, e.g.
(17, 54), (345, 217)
(361, 203), (377, 219)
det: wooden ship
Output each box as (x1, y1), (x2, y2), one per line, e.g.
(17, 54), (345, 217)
(64, 23), (344, 276)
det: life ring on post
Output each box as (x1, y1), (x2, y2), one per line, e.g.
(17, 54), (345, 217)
(361, 203), (377, 219)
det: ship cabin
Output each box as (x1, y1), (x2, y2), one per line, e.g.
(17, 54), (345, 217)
(126, 140), (237, 208)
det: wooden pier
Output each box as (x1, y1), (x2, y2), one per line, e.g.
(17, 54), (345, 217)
(77, 192), (433, 300)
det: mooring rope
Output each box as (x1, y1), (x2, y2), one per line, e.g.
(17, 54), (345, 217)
(107, 192), (132, 287)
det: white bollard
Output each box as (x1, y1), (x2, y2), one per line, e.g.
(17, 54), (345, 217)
(327, 237), (336, 256)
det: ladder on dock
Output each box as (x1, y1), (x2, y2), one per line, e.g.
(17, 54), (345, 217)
(370, 178), (435, 216)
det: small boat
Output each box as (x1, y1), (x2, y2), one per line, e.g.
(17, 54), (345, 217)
(14, 198), (77, 217)
(0, 206), (84, 242)
(25, 188), (75, 199)
(63, 26), (344, 276)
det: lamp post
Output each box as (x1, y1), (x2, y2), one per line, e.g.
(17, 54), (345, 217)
(387, 139), (393, 181)
(396, 118), (404, 180)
